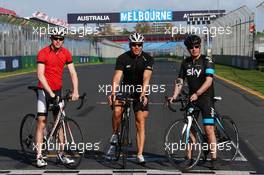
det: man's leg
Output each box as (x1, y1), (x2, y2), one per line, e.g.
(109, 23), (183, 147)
(112, 100), (124, 134)
(186, 129), (197, 159)
(35, 116), (47, 157)
(204, 125), (217, 159)
(202, 105), (220, 170)
(35, 89), (48, 167)
(54, 113), (65, 153)
(202, 105), (217, 159)
(198, 99), (217, 160)
(106, 100), (124, 156)
(135, 111), (148, 159)
(35, 115), (48, 167)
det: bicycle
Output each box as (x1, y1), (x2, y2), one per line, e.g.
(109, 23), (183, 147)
(105, 93), (143, 169)
(19, 86), (86, 169)
(164, 91), (239, 171)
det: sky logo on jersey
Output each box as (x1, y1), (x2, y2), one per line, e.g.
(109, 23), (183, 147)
(187, 68), (202, 77)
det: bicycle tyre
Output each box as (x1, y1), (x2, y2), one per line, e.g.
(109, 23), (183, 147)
(54, 117), (84, 169)
(20, 113), (37, 157)
(115, 113), (128, 169)
(165, 118), (202, 171)
(215, 115), (239, 162)
(122, 116), (129, 169)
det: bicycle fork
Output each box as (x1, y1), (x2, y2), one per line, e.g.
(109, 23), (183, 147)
(182, 116), (193, 144)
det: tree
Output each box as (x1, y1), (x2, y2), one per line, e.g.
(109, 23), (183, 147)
(134, 22), (151, 33)
(122, 28), (131, 34)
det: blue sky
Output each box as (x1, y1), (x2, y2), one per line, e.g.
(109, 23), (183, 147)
(1, 0), (263, 31)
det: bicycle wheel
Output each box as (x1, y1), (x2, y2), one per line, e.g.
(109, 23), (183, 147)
(115, 114), (129, 169)
(20, 114), (37, 157)
(54, 117), (84, 169)
(165, 119), (202, 170)
(215, 115), (239, 161)
(122, 117), (129, 169)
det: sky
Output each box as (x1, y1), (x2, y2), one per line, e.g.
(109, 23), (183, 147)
(0, 0), (263, 31)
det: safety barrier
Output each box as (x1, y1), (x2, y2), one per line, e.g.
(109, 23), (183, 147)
(0, 55), (102, 72)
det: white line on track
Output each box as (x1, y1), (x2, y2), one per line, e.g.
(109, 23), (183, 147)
(0, 169), (255, 175)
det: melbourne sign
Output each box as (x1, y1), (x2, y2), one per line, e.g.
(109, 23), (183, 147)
(67, 9), (225, 24)
(120, 10), (172, 22)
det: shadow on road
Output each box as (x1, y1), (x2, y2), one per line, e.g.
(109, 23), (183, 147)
(0, 147), (33, 166)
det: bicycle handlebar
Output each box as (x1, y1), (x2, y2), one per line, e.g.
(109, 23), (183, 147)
(165, 91), (223, 113)
(165, 95), (188, 112)
(111, 94), (144, 111)
(64, 90), (86, 110)
(28, 86), (86, 110)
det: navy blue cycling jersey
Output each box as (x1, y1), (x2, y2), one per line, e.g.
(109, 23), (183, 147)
(115, 51), (154, 86)
(178, 55), (215, 97)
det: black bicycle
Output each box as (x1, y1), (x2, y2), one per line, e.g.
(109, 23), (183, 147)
(105, 93), (143, 169)
(20, 86), (86, 169)
(164, 92), (239, 170)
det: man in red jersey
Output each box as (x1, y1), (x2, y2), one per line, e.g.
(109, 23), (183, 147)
(35, 27), (79, 167)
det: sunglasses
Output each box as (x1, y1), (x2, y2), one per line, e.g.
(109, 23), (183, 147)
(188, 45), (200, 49)
(131, 43), (143, 47)
(52, 37), (64, 41)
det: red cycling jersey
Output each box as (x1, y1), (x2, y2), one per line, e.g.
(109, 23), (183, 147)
(37, 45), (73, 90)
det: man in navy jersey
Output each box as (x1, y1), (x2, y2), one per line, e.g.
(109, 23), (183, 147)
(169, 35), (219, 170)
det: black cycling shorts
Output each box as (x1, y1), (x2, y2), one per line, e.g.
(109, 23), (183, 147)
(132, 96), (149, 113)
(195, 96), (215, 126)
(116, 92), (149, 112)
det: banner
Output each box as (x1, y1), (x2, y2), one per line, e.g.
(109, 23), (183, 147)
(67, 10), (225, 24)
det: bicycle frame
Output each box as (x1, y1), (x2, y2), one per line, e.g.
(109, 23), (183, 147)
(182, 110), (204, 145)
(124, 102), (132, 144)
(45, 99), (76, 151)
(182, 107), (236, 153)
(165, 94), (239, 170)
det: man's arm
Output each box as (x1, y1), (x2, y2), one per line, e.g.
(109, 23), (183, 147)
(170, 59), (185, 102)
(140, 69), (153, 106)
(172, 78), (184, 99)
(37, 63), (55, 97)
(111, 70), (123, 96)
(67, 63), (79, 100)
(141, 70), (152, 97)
(108, 70), (123, 105)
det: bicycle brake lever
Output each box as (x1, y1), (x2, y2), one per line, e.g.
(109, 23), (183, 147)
(76, 93), (86, 110)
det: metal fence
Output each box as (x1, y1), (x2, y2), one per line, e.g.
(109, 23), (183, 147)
(255, 2), (264, 67)
(256, 1), (264, 33)
(0, 14), (125, 71)
(209, 6), (255, 68)
(0, 14), (124, 57)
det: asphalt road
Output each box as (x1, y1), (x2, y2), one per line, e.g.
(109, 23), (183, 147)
(0, 61), (263, 174)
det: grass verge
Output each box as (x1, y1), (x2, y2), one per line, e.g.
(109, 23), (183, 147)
(216, 64), (264, 96)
